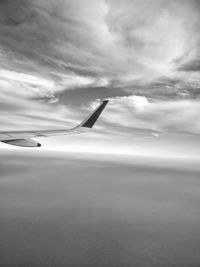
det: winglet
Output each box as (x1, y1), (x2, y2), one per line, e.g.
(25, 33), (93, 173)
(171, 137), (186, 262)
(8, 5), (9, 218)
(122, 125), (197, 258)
(80, 100), (109, 128)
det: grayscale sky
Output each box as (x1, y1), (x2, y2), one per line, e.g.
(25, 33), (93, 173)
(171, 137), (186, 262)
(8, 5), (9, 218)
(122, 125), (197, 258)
(0, 0), (200, 157)
(1, 3), (200, 266)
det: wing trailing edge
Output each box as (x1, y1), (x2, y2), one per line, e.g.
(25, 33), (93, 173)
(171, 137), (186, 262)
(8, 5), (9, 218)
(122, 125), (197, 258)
(0, 100), (109, 148)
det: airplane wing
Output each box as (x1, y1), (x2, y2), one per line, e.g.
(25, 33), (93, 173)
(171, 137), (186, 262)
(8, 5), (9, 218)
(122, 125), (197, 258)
(0, 100), (109, 147)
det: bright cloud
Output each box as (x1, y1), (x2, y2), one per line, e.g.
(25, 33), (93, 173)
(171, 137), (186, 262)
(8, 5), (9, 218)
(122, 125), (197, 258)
(104, 96), (200, 135)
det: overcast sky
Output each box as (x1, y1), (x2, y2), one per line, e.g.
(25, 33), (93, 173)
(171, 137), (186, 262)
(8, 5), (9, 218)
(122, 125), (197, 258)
(0, 0), (200, 157)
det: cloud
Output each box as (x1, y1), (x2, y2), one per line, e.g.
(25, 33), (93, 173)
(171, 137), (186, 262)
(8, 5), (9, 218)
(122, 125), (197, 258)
(1, 0), (200, 90)
(0, 74), (78, 131)
(0, 0), (200, 150)
(103, 96), (200, 135)
(178, 59), (200, 73)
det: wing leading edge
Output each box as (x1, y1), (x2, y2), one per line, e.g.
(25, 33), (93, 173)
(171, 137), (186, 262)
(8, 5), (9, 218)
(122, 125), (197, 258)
(1, 100), (109, 147)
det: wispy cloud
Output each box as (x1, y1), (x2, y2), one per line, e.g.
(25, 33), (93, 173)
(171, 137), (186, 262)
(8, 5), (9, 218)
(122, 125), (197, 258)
(1, 0), (200, 88)
(104, 96), (200, 135)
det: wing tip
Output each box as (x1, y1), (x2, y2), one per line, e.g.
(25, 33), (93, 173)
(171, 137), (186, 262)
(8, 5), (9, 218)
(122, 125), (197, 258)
(81, 99), (109, 128)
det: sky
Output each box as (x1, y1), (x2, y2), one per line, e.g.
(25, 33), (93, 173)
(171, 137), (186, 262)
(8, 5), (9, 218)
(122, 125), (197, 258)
(1, 3), (200, 266)
(0, 0), (200, 157)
